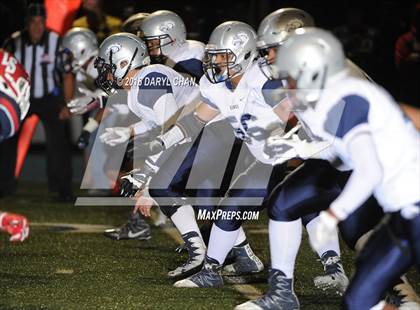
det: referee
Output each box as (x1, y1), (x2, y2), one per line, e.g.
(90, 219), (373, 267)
(1, 3), (73, 201)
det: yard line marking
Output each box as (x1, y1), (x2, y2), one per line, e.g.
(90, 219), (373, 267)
(31, 222), (112, 233)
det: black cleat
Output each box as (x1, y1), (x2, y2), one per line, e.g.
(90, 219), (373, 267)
(103, 213), (151, 241)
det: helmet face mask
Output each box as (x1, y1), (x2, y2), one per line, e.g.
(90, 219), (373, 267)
(257, 44), (281, 79)
(203, 48), (240, 83)
(143, 36), (171, 63)
(141, 10), (187, 61)
(204, 21), (257, 84)
(95, 33), (150, 94)
(58, 47), (74, 73)
(94, 55), (117, 94)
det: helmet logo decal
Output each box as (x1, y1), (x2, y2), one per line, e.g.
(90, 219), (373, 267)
(159, 22), (175, 32)
(232, 32), (249, 48)
(285, 19), (304, 33)
(106, 43), (122, 56)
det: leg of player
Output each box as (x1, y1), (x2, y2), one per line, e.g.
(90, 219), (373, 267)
(305, 216), (349, 295)
(166, 204), (207, 279)
(173, 218), (264, 288)
(343, 208), (420, 310)
(235, 160), (349, 310)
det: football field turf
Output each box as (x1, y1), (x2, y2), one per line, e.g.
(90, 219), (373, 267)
(1, 183), (418, 309)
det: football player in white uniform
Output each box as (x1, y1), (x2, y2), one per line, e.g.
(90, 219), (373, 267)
(61, 27), (106, 149)
(270, 27), (420, 310)
(103, 10), (208, 238)
(141, 10), (205, 81)
(95, 33), (201, 241)
(133, 22), (348, 302)
(101, 10), (205, 149)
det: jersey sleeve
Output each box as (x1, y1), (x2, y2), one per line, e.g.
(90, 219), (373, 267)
(261, 79), (287, 108)
(137, 72), (174, 109)
(198, 76), (220, 111)
(0, 95), (20, 141)
(323, 94), (370, 140)
(173, 58), (204, 81)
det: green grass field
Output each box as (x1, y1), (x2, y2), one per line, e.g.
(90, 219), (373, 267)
(0, 183), (418, 309)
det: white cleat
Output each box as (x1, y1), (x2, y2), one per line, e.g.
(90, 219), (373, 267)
(173, 278), (200, 288)
(234, 301), (263, 310)
(314, 251), (349, 295)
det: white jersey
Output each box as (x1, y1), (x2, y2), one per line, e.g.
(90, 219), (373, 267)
(297, 72), (420, 212)
(199, 62), (284, 164)
(128, 64), (200, 135)
(166, 40), (205, 81)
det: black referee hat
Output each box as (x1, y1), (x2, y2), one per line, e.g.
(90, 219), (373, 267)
(26, 3), (46, 18)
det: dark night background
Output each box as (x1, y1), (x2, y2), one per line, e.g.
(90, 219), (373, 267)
(0, 0), (418, 99)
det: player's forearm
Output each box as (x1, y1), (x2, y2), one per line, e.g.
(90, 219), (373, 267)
(159, 112), (207, 149)
(63, 72), (75, 102)
(330, 133), (382, 220)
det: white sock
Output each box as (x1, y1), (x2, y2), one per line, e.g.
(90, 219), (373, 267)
(234, 226), (246, 246)
(269, 219), (302, 278)
(207, 224), (239, 264)
(170, 205), (202, 239)
(306, 216), (341, 257)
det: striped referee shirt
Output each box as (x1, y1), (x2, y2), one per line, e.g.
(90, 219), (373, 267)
(3, 29), (61, 99)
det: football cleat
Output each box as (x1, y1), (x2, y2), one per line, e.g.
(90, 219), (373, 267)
(385, 277), (420, 310)
(103, 213), (151, 241)
(173, 256), (223, 288)
(222, 242), (264, 276)
(167, 231), (206, 278)
(234, 269), (299, 310)
(313, 250), (349, 295)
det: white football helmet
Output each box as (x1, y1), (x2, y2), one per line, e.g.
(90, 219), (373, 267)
(62, 27), (98, 73)
(95, 33), (150, 94)
(203, 21), (257, 83)
(272, 27), (346, 106)
(140, 10), (187, 61)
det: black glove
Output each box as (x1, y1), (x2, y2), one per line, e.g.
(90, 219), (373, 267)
(119, 176), (138, 197)
(119, 166), (156, 197)
(77, 130), (91, 150)
(126, 139), (164, 161)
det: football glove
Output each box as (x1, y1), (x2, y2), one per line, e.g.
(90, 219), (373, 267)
(265, 133), (331, 164)
(0, 212), (29, 242)
(120, 163), (157, 197)
(310, 210), (339, 254)
(67, 87), (106, 115)
(99, 127), (131, 147)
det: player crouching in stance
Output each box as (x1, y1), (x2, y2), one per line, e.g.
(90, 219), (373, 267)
(134, 21), (348, 302)
(94, 32), (206, 243)
(0, 49), (30, 242)
(61, 27), (107, 149)
(270, 27), (420, 310)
